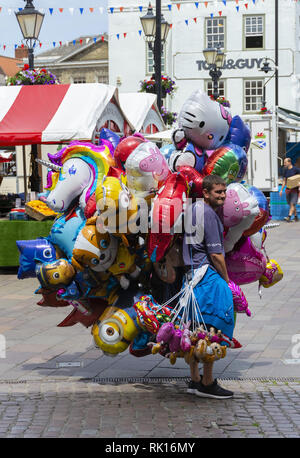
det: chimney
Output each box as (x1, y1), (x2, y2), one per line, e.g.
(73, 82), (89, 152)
(15, 47), (29, 59)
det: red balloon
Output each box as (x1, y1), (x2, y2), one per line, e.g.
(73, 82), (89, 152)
(243, 209), (270, 237)
(84, 192), (97, 219)
(178, 165), (203, 198)
(114, 136), (145, 170)
(148, 172), (188, 261)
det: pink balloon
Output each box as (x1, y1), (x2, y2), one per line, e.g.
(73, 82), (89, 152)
(228, 281), (251, 316)
(225, 237), (267, 285)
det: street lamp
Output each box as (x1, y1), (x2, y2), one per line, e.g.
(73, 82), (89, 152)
(259, 57), (277, 109)
(15, 0), (44, 70)
(16, 0), (44, 194)
(203, 44), (226, 100)
(140, 2), (170, 112)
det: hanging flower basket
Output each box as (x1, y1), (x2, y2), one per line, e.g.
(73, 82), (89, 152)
(139, 75), (177, 98)
(6, 64), (60, 86)
(210, 94), (231, 108)
(258, 106), (272, 115)
(161, 106), (177, 127)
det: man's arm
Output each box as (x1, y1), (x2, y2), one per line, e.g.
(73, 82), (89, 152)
(280, 178), (287, 196)
(210, 253), (230, 284)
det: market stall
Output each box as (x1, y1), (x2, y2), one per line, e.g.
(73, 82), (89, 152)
(0, 83), (135, 266)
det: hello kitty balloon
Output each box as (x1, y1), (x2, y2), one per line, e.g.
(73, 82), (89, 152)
(169, 90), (232, 173)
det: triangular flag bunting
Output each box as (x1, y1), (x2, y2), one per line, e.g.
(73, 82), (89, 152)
(53, 42), (56, 47)
(80, 39), (83, 44)
(0, 7), (2, 12)
(14, 44), (17, 49)
(89, 7), (94, 12)
(204, 2), (208, 8)
(210, 13), (214, 18)
(59, 8), (63, 13)
(185, 19), (188, 25)
(219, 11), (222, 16)
(101, 35), (104, 42)
(138, 6), (143, 12)
(169, 24), (173, 29)
(222, 0), (226, 5)
(138, 30), (142, 36)
(73, 40), (76, 45)
(69, 8), (74, 15)
(120, 7), (124, 12)
(99, 7), (103, 13)
(195, 2), (199, 8)
(79, 8), (84, 14)
(176, 3), (181, 10)
(168, 4), (172, 10)
(3, 45), (5, 50)
(59, 41), (62, 46)
(110, 7), (114, 13)
(93, 37), (97, 43)
(49, 8), (53, 15)
(124, 33), (127, 38)
(245, 3), (248, 8)
(236, 6), (239, 11)
(39, 43), (42, 47)
(117, 34), (120, 40)
(193, 17), (197, 23)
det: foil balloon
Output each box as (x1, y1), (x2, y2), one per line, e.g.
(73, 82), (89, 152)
(243, 186), (270, 237)
(125, 141), (170, 197)
(202, 143), (248, 184)
(225, 115), (251, 153)
(259, 259), (283, 288)
(176, 89), (232, 151)
(148, 172), (189, 262)
(48, 206), (86, 260)
(35, 258), (76, 290)
(225, 236), (267, 285)
(16, 238), (57, 279)
(222, 182), (260, 253)
(177, 165), (203, 198)
(228, 280), (251, 316)
(114, 135), (146, 171)
(99, 128), (120, 153)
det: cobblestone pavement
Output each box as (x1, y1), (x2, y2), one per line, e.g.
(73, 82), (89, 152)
(0, 378), (300, 438)
(0, 221), (299, 438)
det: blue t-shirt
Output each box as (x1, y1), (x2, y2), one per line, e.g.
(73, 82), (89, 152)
(283, 166), (300, 179)
(183, 201), (224, 268)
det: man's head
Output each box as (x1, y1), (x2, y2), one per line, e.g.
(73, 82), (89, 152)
(284, 157), (292, 168)
(202, 175), (227, 210)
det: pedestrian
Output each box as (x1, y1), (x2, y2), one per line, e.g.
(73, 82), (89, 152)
(182, 174), (234, 399)
(280, 157), (300, 222)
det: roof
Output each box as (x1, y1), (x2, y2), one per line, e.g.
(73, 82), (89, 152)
(34, 34), (108, 64)
(0, 83), (133, 146)
(118, 92), (166, 132)
(277, 106), (300, 132)
(0, 56), (22, 77)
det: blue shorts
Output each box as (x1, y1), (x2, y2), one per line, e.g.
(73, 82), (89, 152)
(182, 266), (235, 339)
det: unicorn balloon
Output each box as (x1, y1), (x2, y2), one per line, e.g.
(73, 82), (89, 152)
(42, 142), (115, 213)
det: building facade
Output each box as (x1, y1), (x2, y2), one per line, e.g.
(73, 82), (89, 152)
(108, 0), (300, 124)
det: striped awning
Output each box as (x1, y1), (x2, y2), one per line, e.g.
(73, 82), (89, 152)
(0, 83), (130, 146)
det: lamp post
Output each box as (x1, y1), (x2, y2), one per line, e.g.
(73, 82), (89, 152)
(203, 44), (226, 100)
(140, 2), (170, 112)
(16, 0), (44, 194)
(259, 57), (277, 109)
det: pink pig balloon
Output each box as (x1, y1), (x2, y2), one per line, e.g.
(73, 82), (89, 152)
(225, 237), (267, 285)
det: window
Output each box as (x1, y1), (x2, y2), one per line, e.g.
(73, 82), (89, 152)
(244, 79), (263, 112)
(72, 76), (86, 84)
(97, 70), (108, 84)
(244, 15), (264, 49)
(206, 80), (225, 98)
(0, 149), (16, 177)
(146, 45), (165, 74)
(205, 17), (226, 49)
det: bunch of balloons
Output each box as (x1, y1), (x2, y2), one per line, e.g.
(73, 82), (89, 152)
(16, 90), (283, 365)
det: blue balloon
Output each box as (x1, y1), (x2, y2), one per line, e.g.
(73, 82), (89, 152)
(225, 115), (251, 153)
(47, 206), (86, 260)
(160, 143), (176, 161)
(16, 238), (57, 279)
(99, 128), (120, 150)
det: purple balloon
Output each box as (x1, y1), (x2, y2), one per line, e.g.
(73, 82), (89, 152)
(225, 237), (267, 285)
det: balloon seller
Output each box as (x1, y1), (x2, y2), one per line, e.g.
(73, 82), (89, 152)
(16, 90), (283, 401)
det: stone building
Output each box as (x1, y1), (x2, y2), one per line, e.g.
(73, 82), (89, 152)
(32, 35), (108, 84)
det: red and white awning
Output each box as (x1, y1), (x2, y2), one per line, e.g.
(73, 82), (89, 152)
(0, 151), (13, 162)
(0, 83), (132, 147)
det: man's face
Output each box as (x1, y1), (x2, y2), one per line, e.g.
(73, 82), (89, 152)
(284, 159), (291, 168)
(203, 183), (227, 209)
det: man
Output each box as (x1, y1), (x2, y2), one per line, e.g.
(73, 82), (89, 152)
(182, 174), (234, 399)
(280, 157), (300, 222)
